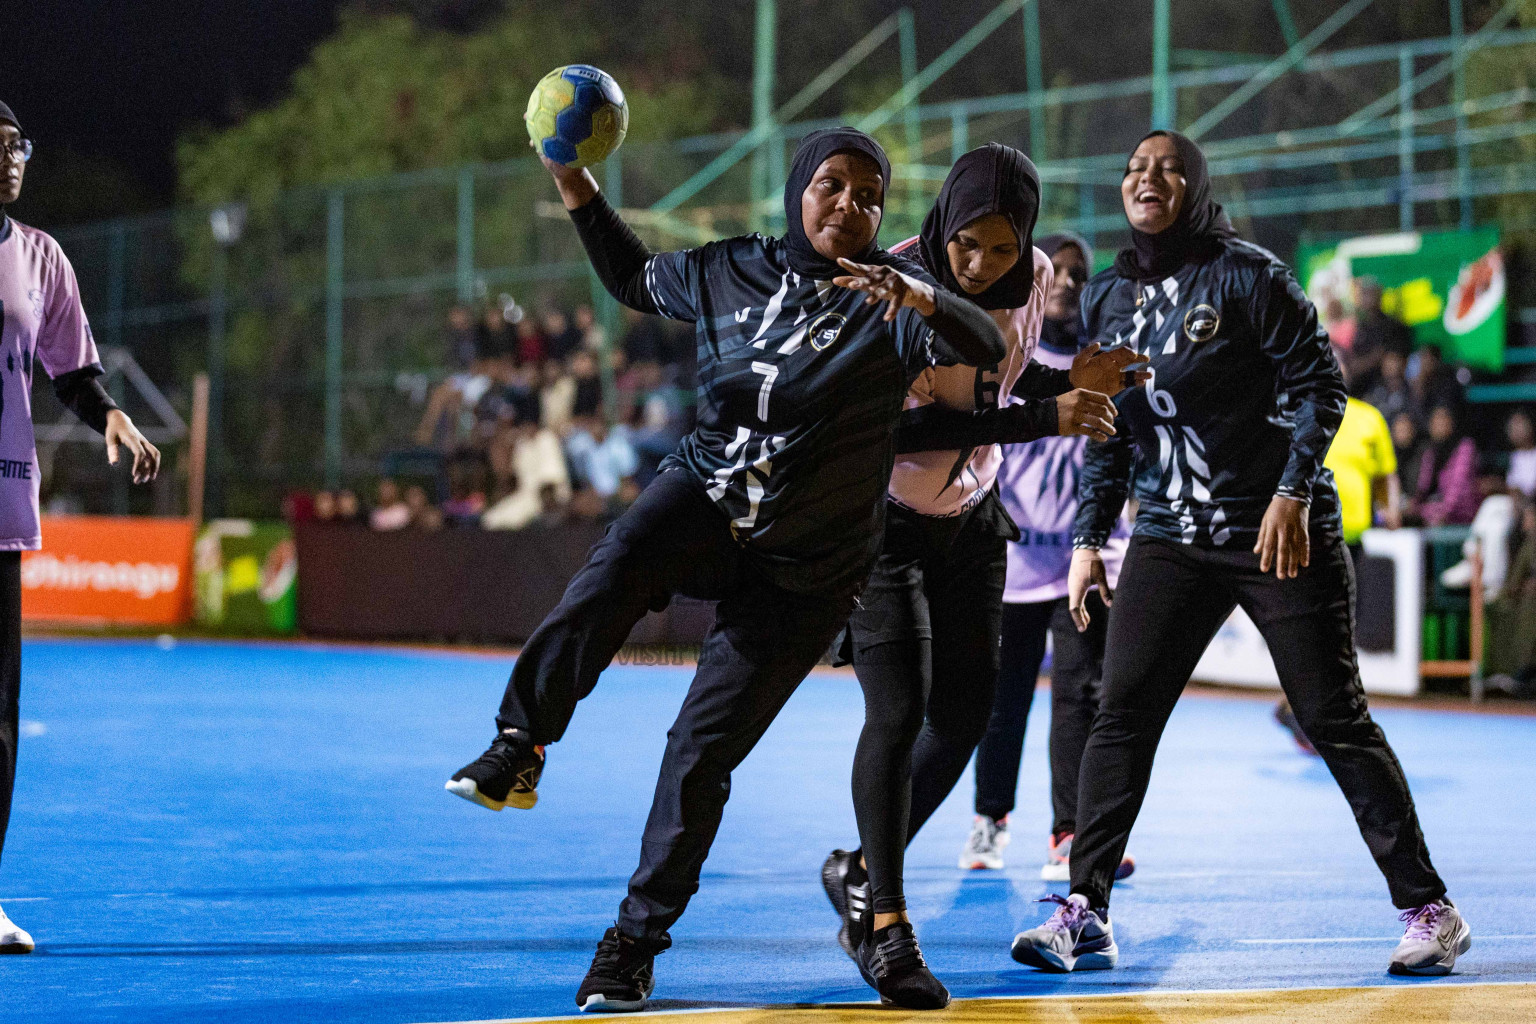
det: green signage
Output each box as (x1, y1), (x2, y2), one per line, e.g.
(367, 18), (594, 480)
(195, 520), (298, 634)
(1298, 228), (1506, 372)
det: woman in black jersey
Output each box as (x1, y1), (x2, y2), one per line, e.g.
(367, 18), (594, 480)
(1010, 130), (1468, 979)
(445, 127), (1004, 1012)
(817, 146), (1143, 1005)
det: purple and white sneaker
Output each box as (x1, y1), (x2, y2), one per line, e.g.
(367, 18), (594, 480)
(1010, 894), (1117, 972)
(1389, 900), (1470, 976)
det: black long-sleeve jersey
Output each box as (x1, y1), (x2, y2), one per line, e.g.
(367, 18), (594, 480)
(1074, 237), (1345, 550)
(569, 194), (1005, 594)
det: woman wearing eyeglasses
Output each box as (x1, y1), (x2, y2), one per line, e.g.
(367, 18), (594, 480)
(0, 101), (162, 954)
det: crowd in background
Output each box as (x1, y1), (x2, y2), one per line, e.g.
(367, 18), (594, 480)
(297, 299), (696, 533)
(1325, 276), (1536, 692)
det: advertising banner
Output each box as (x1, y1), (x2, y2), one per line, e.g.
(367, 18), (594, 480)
(22, 517), (195, 625)
(195, 520), (297, 634)
(1298, 228), (1505, 371)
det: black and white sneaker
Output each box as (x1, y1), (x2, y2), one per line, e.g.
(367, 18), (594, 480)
(821, 848), (870, 959)
(854, 921), (950, 1010)
(575, 927), (656, 1012)
(445, 729), (544, 811)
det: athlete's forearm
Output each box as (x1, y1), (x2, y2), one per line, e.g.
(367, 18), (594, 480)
(894, 400), (1058, 454)
(52, 364), (118, 435)
(921, 288), (1006, 367)
(1073, 427), (1133, 548)
(1013, 360), (1073, 399)
(567, 193), (659, 314)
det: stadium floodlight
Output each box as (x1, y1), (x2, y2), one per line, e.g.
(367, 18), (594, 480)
(209, 203), (247, 246)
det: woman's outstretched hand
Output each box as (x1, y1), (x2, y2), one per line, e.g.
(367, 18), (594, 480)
(1067, 547), (1112, 633)
(1255, 495), (1309, 579)
(1056, 389), (1117, 442)
(833, 258), (937, 321)
(1071, 341), (1151, 395)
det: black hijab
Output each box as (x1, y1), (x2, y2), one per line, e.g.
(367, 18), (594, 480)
(1036, 231), (1095, 352)
(782, 127), (893, 279)
(1114, 130), (1235, 281)
(916, 143), (1040, 311)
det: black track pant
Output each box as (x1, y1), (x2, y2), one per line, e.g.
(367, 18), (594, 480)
(497, 471), (853, 950)
(847, 498), (1007, 915)
(973, 591), (1108, 834)
(0, 553), (18, 869)
(1070, 533), (1447, 910)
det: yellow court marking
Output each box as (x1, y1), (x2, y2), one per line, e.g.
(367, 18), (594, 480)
(449, 983), (1536, 1024)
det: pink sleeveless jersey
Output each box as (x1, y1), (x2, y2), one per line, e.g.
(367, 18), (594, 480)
(0, 220), (104, 549)
(887, 241), (1051, 518)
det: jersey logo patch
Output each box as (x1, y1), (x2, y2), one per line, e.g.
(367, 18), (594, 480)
(809, 312), (847, 352)
(1183, 304), (1220, 343)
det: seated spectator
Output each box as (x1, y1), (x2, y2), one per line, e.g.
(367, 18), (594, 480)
(574, 304), (606, 353)
(446, 305), (479, 369)
(1506, 409), (1536, 500)
(513, 313), (546, 367)
(482, 421), (573, 530)
(442, 455), (488, 526)
(564, 417), (638, 499)
(1362, 348), (1421, 431)
(1409, 342), (1464, 414)
(1322, 294), (1355, 356)
(479, 304), (514, 362)
(1486, 501), (1536, 692)
(312, 490), (337, 522)
(1344, 277), (1412, 396)
(1410, 404), (1480, 526)
(335, 489), (362, 524)
(415, 365), (497, 449)
(543, 308), (583, 362)
(284, 489), (317, 524)
(370, 478), (412, 531)
(403, 484), (442, 531)
(1392, 411), (1421, 498)
(540, 358), (576, 433)
(533, 482), (568, 529)
(570, 350), (603, 419)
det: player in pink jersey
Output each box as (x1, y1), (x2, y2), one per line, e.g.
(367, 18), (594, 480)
(0, 102), (161, 953)
(818, 145), (1145, 1006)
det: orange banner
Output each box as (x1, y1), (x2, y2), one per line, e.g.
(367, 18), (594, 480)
(22, 517), (195, 626)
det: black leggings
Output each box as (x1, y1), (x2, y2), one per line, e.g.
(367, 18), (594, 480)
(497, 470), (853, 948)
(0, 552), (21, 870)
(973, 591), (1109, 834)
(848, 499), (1007, 915)
(1070, 533), (1447, 910)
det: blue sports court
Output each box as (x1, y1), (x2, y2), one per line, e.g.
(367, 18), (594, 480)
(1, 638), (1533, 1022)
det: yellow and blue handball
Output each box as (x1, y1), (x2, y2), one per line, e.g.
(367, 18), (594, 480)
(525, 64), (629, 168)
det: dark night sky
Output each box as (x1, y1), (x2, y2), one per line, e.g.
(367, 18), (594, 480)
(2, 1), (343, 220)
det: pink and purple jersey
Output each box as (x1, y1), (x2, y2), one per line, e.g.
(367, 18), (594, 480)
(998, 340), (1131, 604)
(887, 242), (1052, 518)
(0, 219), (103, 550)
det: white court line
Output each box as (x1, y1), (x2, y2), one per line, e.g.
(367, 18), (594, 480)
(0, 897), (49, 903)
(415, 979), (1536, 1024)
(1239, 934), (1536, 944)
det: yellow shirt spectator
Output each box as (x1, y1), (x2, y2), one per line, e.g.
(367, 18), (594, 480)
(1325, 397), (1397, 544)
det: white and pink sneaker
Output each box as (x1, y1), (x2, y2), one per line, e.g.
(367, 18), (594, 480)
(1389, 900), (1470, 976)
(1040, 833), (1135, 882)
(1010, 893), (1117, 972)
(0, 904), (34, 954)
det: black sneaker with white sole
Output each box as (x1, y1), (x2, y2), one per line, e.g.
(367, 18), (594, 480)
(575, 927), (656, 1012)
(445, 728), (544, 810)
(854, 921), (950, 1010)
(820, 848), (869, 959)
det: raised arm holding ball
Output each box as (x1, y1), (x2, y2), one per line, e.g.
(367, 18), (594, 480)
(445, 65), (1005, 1012)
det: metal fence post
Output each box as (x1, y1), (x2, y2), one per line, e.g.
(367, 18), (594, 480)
(1449, 0), (1473, 230)
(898, 7), (922, 161)
(951, 107), (970, 164)
(207, 240), (227, 517)
(108, 221), (128, 514)
(750, 0), (777, 233)
(1399, 48), (1415, 231)
(1022, 0), (1046, 160)
(456, 166), (476, 302)
(1152, 0), (1173, 129)
(325, 190), (345, 489)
